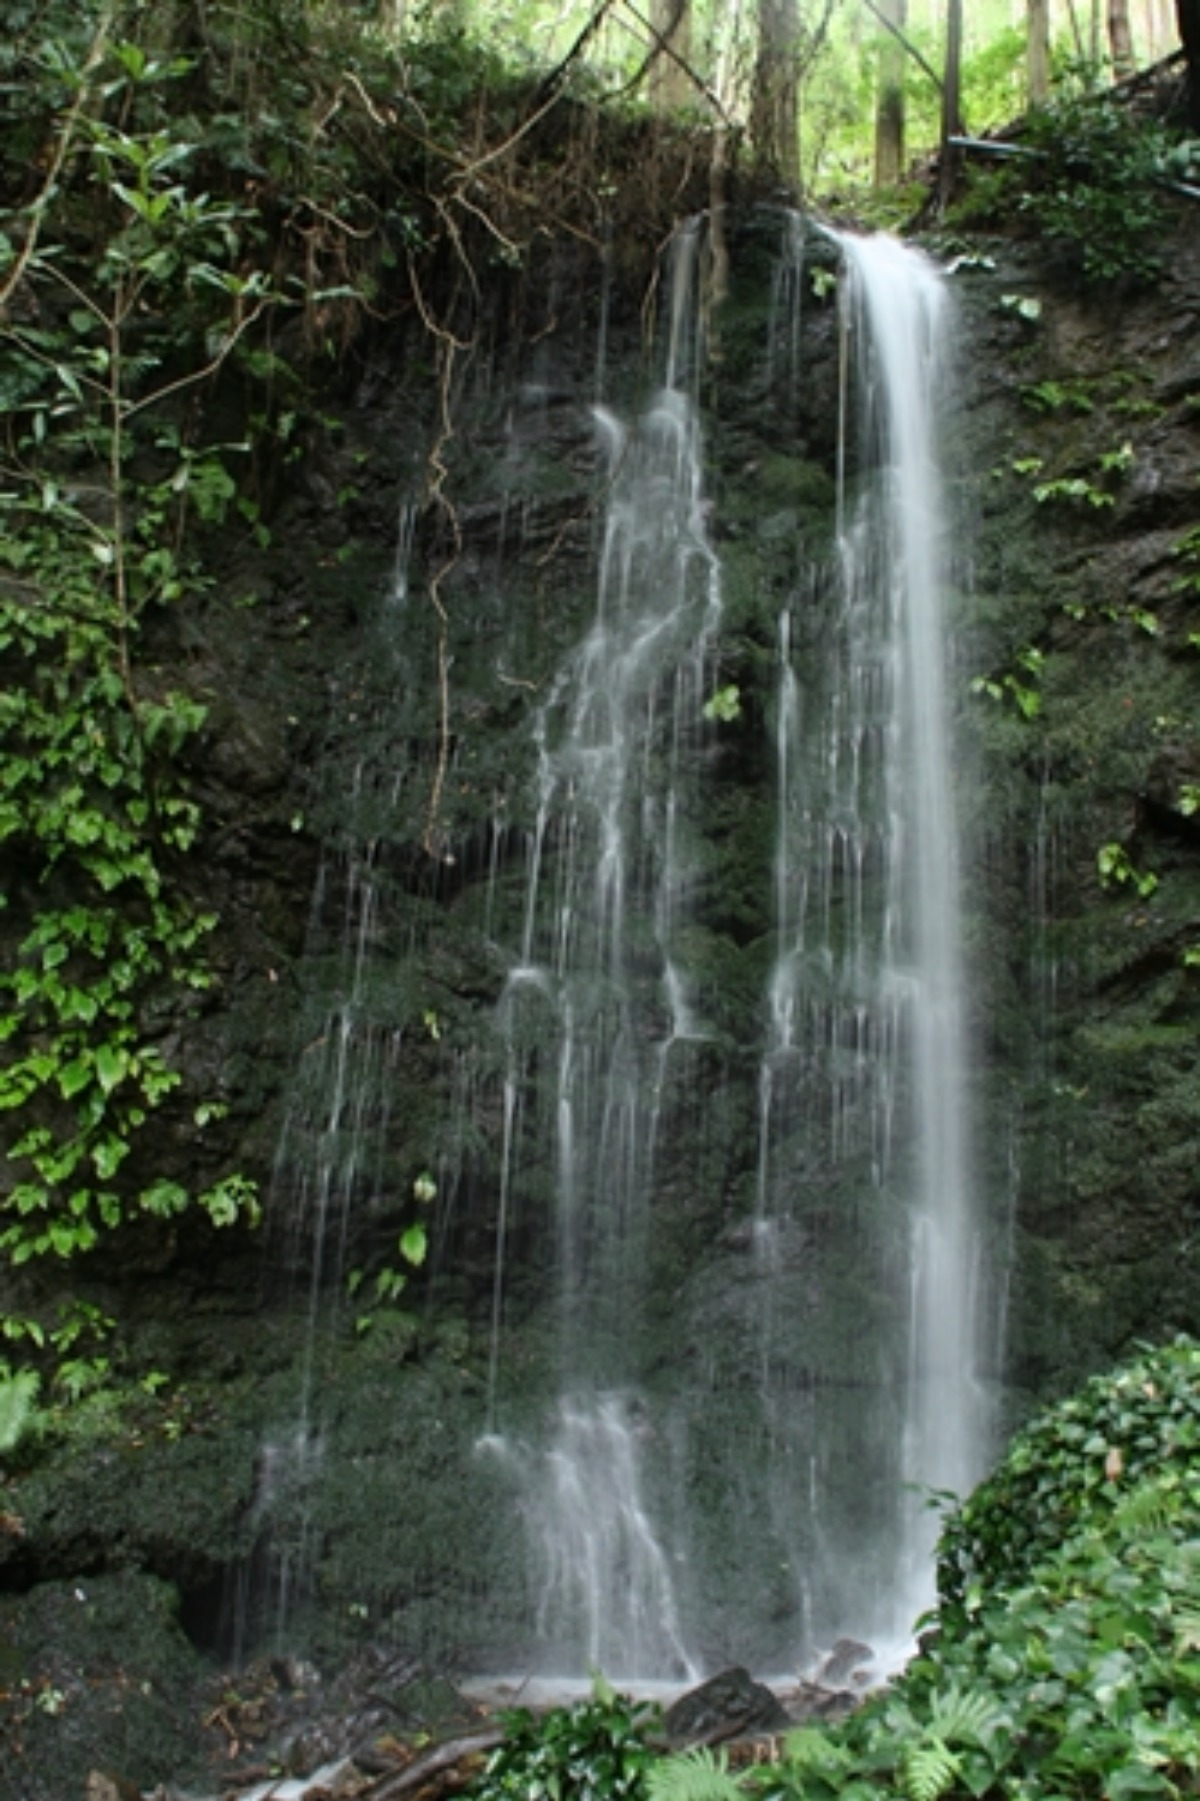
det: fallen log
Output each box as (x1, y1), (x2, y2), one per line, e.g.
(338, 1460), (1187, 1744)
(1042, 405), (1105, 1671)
(358, 1726), (507, 1801)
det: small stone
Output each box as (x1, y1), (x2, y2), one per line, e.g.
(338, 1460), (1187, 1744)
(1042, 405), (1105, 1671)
(86, 1774), (140, 1801)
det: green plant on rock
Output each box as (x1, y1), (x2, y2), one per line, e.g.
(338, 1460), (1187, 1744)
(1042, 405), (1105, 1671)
(649, 1340), (1200, 1801)
(1097, 842), (1158, 900)
(937, 1335), (1200, 1628)
(1018, 89), (1173, 285)
(0, 35), (270, 1308)
(1010, 443), (1133, 513)
(970, 646), (1043, 720)
(647, 1745), (743, 1801)
(347, 1169), (434, 1333)
(468, 1681), (659, 1801)
(1020, 377), (1094, 415)
(0, 1367), (42, 1455)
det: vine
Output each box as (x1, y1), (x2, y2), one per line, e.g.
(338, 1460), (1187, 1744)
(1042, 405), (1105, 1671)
(0, 36), (271, 1325)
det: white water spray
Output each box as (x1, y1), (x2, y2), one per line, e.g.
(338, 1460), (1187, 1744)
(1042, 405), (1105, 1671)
(483, 225), (720, 1677)
(759, 228), (984, 1640)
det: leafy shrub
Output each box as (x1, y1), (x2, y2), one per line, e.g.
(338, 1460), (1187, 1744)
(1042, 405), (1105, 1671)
(469, 1683), (659, 1801)
(938, 1333), (1200, 1632)
(0, 1368), (41, 1455)
(1018, 91), (1172, 284)
(648, 1338), (1200, 1801)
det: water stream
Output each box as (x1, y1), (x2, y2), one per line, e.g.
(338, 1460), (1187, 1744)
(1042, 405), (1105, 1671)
(761, 229), (983, 1633)
(257, 215), (992, 1681)
(476, 221), (987, 1671)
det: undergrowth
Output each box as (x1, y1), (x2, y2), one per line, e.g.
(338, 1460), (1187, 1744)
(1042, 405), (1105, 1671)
(472, 1338), (1200, 1801)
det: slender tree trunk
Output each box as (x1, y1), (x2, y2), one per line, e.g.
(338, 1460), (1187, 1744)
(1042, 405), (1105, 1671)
(1179, 0), (1200, 126)
(650, 0), (692, 109)
(937, 0), (964, 210)
(1139, 0), (1166, 57)
(1108, 0), (1135, 68)
(874, 0), (906, 186)
(1029, 0), (1051, 100)
(752, 0), (800, 179)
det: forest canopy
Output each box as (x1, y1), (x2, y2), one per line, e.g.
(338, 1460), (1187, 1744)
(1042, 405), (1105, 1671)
(1, 1), (1194, 207)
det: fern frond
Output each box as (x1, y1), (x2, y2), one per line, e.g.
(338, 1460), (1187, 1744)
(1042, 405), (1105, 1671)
(647, 1746), (746, 1801)
(1112, 1475), (1182, 1538)
(780, 1727), (854, 1776)
(0, 1370), (40, 1455)
(928, 1683), (1004, 1748)
(902, 1737), (960, 1801)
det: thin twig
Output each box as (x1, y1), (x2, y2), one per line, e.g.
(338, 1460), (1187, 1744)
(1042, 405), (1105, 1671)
(860, 0), (943, 92)
(612, 0), (732, 121)
(0, 2), (116, 315)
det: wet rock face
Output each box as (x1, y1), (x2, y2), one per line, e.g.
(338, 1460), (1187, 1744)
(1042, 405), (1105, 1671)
(663, 1666), (794, 1744)
(952, 213), (1200, 1403)
(0, 1572), (212, 1800)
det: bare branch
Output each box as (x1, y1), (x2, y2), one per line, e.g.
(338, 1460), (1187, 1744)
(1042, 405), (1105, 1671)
(611, 0), (733, 121)
(860, 0), (943, 92)
(0, 3), (117, 316)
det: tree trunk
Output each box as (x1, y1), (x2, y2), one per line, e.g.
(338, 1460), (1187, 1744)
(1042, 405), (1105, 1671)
(1179, 0), (1200, 127)
(873, 0), (906, 186)
(649, 0), (692, 109)
(1107, 0), (1135, 69)
(937, 0), (964, 210)
(1029, 0), (1051, 101)
(752, 0), (800, 179)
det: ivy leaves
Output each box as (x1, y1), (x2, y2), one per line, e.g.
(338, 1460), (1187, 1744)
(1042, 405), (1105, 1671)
(0, 33), (268, 1299)
(633, 1340), (1200, 1801)
(470, 1685), (660, 1801)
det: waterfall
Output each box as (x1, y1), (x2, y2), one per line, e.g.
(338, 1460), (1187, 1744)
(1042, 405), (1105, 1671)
(482, 222), (717, 1680)
(755, 228), (985, 1644)
(844, 230), (983, 1618)
(253, 214), (991, 1683)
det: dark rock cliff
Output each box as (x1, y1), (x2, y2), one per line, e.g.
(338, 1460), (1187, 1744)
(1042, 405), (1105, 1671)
(1, 203), (1198, 1795)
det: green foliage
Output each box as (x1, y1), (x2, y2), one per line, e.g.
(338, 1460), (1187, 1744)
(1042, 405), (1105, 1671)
(0, 1368), (42, 1454)
(1009, 443), (1132, 513)
(647, 1746), (743, 1801)
(1172, 526), (1200, 600)
(703, 685), (742, 724)
(0, 34), (266, 1309)
(1018, 92), (1172, 285)
(938, 1335), (1200, 1627)
(468, 1683), (659, 1801)
(348, 1170), (434, 1332)
(970, 647), (1043, 720)
(1097, 843), (1159, 899)
(1021, 378), (1094, 415)
(645, 1343), (1200, 1801)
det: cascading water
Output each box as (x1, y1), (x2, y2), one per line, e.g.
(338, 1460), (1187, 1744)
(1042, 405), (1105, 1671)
(480, 223), (717, 1680)
(480, 221), (986, 1671)
(752, 228), (985, 1648)
(830, 228), (983, 1625)
(254, 213), (991, 1683)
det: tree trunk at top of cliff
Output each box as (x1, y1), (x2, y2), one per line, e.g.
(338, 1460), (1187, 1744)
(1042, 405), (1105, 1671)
(751, 0), (800, 179)
(649, 0), (693, 110)
(1180, 0), (1200, 128)
(1028, 0), (1050, 103)
(1146, 0), (1174, 58)
(1107, 0), (1135, 71)
(874, 0), (906, 186)
(937, 0), (964, 211)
